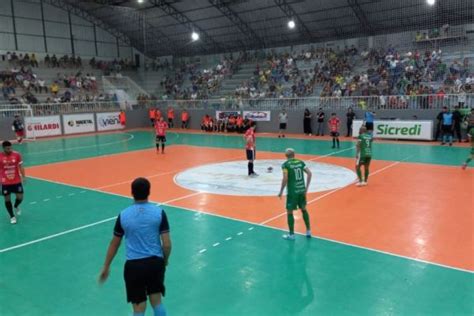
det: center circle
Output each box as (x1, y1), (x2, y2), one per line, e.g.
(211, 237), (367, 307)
(175, 159), (357, 196)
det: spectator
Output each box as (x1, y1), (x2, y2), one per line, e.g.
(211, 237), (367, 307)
(346, 107), (356, 137)
(278, 109), (288, 138)
(316, 108), (325, 136)
(303, 108), (312, 136)
(453, 105), (463, 142)
(440, 106), (454, 146)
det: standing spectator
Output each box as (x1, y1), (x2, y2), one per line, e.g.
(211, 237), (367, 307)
(328, 113), (341, 149)
(452, 106), (463, 142)
(364, 110), (375, 134)
(181, 109), (189, 129)
(119, 110), (126, 127)
(98, 177), (171, 316)
(434, 109), (444, 141)
(346, 107), (356, 137)
(440, 106), (454, 146)
(303, 108), (312, 136)
(316, 108), (325, 136)
(278, 109), (288, 138)
(12, 115), (25, 144)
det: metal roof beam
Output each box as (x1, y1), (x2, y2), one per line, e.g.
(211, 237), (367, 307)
(273, 0), (313, 40)
(150, 0), (224, 53)
(208, 0), (264, 49)
(347, 0), (374, 35)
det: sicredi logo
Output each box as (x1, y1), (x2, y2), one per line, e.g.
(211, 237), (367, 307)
(376, 124), (421, 136)
(99, 116), (120, 127)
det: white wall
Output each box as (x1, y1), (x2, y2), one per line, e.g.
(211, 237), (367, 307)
(0, 0), (139, 60)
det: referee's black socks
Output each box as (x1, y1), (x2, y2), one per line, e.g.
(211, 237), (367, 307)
(248, 162), (254, 175)
(5, 201), (14, 218)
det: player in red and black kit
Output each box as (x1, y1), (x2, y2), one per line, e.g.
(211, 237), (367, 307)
(155, 117), (168, 154)
(328, 113), (341, 149)
(1, 141), (25, 224)
(12, 115), (25, 144)
(244, 122), (258, 177)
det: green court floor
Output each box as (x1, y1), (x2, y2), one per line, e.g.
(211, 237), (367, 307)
(0, 131), (472, 316)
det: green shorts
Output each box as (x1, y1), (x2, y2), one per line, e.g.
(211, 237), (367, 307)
(357, 156), (372, 165)
(286, 193), (307, 211)
(471, 147), (474, 155)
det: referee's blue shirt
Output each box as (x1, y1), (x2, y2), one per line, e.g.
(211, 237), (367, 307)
(114, 202), (170, 260)
(442, 113), (453, 125)
(365, 111), (374, 123)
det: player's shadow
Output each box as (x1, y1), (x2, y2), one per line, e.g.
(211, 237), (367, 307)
(282, 239), (315, 314)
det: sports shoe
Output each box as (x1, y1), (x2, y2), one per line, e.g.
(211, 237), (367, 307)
(10, 217), (17, 224)
(306, 230), (312, 238)
(282, 234), (295, 240)
(249, 172), (259, 178)
(356, 182), (364, 187)
(15, 207), (21, 216)
(462, 163), (467, 170)
(361, 182), (368, 186)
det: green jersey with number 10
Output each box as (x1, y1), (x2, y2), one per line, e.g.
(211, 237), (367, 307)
(282, 158), (306, 196)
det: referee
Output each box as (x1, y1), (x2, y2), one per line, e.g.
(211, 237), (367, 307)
(99, 178), (171, 316)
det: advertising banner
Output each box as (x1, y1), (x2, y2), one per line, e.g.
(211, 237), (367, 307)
(63, 113), (96, 135)
(243, 111), (271, 121)
(25, 116), (62, 138)
(353, 120), (433, 140)
(96, 112), (124, 131)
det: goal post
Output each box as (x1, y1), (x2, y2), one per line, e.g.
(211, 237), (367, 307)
(0, 103), (36, 141)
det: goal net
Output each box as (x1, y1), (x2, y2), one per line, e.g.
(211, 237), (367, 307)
(0, 103), (36, 141)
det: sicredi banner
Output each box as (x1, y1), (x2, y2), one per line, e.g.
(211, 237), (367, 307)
(216, 111), (241, 120)
(25, 116), (62, 138)
(353, 120), (433, 140)
(96, 112), (124, 131)
(243, 111), (271, 121)
(63, 113), (96, 135)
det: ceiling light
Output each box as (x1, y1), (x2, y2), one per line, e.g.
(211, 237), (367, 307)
(191, 32), (200, 41)
(137, 0), (144, 3)
(288, 20), (296, 29)
(426, 0), (436, 6)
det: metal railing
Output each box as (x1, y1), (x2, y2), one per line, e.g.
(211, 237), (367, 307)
(0, 103), (33, 118)
(1, 94), (472, 116)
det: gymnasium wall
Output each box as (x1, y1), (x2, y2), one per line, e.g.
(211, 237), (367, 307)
(0, 0), (137, 59)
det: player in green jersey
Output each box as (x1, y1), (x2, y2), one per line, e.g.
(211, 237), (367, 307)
(278, 148), (312, 240)
(461, 127), (474, 170)
(355, 126), (373, 186)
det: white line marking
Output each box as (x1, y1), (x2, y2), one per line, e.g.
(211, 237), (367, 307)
(43, 198), (50, 202)
(237, 232), (243, 236)
(225, 237), (232, 241)
(8, 156), (470, 273)
(309, 146), (355, 161)
(248, 227), (254, 231)
(79, 190), (86, 194)
(68, 193), (75, 196)
(29, 201), (37, 205)
(56, 196), (63, 199)
(213, 243), (220, 247)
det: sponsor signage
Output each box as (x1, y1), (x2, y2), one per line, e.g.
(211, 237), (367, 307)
(96, 112), (124, 131)
(243, 111), (271, 121)
(25, 116), (62, 138)
(353, 120), (433, 140)
(63, 113), (96, 135)
(215, 111), (241, 120)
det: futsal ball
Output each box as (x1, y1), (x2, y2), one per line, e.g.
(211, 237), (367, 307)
(267, 166), (273, 173)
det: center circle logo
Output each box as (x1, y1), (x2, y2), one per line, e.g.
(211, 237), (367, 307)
(175, 159), (357, 196)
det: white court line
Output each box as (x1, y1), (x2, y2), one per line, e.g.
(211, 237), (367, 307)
(3, 155), (471, 273)
(25, 133), (135, 156)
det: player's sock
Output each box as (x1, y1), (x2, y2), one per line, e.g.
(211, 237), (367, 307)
(302, 209), (311, 230)
(161, 144), (165, 152)
(287, 212), (295, 235)
(156, 144), (160, 151)
(356, 166), (362, 182)
(133, 312), (145, 316)
(336, 138), (340, 147)
(332, 138), (335, 147)
(249, 162), (254, 174)
(153, 304), (166, 316)
(5, 201), (14, 218)
(364, 167), (369, 182)
(14, 198), (23, 208)
(448, 135), (453, 144)
(248, 162), (252, 175)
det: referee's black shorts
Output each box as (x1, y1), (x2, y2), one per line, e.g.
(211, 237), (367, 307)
(124, 256), (166, 304)
(246, 148), (256, 161)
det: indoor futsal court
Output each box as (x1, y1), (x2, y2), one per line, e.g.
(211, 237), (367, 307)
(0, 130), (472, 315)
